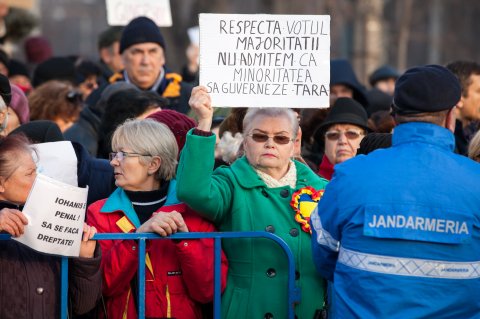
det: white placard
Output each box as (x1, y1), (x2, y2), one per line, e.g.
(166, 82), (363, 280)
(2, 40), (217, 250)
(33, 141), (78, 187)
(13, 173), (88, 257)
(106, 0), (172, 27)
(200, 14), (330, 108)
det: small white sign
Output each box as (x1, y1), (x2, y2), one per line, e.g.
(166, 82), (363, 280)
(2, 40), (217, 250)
(200, 14), (331, 108)
(13, 174), (88, 257)
(106, 0), (172, 27)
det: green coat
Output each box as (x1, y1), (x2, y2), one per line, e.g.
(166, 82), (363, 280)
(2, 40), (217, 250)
(177, 131), (328, 319)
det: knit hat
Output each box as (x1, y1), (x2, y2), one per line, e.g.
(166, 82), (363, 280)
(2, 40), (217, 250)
(10, 120), (64, 143)
(147, 110), (196, 153)
(24, 36), (53, 64)
(369, 65), (400, 87)
(10, 84), (30, 124)
(357, 133), (392, 155)
(32, 57), (76, 88)
(120, 17), (165, 53)
(316, 97), (369, 134)
(0, 73), (11, 105)
(392, 65), (461, 115)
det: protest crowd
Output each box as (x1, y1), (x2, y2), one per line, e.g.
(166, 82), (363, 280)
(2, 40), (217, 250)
(0, 2), (480, 319)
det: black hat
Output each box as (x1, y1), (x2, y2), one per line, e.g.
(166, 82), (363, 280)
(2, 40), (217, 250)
(0, 73), (11, 105)
(357, 133), (392, 155)
(317, 97), (369, 134)
(120, 17), (165, 54)
(32, 57), (76, 88)
(8, 59), (30, 78)
(369, 65), (400, 86)
(393, 65), (461, 115)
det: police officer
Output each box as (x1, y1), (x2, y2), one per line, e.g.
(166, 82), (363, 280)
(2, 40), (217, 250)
(311, 65), (480, 318)
(110, 16), (192, 114)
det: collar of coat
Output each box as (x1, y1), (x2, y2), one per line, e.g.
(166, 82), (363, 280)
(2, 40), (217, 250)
(229, 156), (321, 190)
(99, 179), (180, 228)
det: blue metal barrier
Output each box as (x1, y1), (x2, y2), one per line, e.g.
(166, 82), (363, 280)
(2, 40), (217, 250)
(1, 231), (300, 319)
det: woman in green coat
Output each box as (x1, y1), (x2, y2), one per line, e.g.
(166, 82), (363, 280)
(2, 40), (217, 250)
(177, 86), (328, 319)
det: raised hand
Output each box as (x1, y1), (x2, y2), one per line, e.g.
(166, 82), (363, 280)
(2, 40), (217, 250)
(189, 86), (213, 131)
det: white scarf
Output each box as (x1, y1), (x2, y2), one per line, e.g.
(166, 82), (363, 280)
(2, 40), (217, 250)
(255, 160), (297, 189)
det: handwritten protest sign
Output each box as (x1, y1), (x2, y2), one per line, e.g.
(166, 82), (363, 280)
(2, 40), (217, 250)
(200, 14), (330, 108)
(13, 173), (88, 257)
(106, 0), (172, 27)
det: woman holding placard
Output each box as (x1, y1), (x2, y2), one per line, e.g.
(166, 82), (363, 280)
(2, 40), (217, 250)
(176, 86), (328, 319)
(87, 118), (228, 319)
(0, 133), (101, 318)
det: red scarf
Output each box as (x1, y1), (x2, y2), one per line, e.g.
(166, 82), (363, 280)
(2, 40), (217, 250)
(318, 155), (334, 180)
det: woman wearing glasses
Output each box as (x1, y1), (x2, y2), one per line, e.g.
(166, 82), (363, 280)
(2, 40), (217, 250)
(176, 86), (328, 319)
(317, 97), (369, 180)
(86, 119), (227, 319)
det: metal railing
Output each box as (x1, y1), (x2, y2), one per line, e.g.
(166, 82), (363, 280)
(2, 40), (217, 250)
(1, 231), (300, 319)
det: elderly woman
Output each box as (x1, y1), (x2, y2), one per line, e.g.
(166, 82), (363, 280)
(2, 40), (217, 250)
(176, 86), (328, 318)
(316, 97), (369, 180)
(0, 133), (101, 318)
(87, 119), (227, 319)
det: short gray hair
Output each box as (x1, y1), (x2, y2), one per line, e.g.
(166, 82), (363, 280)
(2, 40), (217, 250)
(0, 96), (6, 111)
(242, 108), (299, 137)
(111, 118), (178, 181)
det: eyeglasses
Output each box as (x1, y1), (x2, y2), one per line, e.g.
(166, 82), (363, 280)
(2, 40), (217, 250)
(325, 130), (364, 141)
(247, 133), (293, 145)
(109, 151), (150, 162)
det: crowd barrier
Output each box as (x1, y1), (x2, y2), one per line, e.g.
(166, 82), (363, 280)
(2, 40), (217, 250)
(0, 231), (300, 319)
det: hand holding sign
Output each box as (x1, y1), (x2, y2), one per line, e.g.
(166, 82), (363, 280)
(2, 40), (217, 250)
(0, 208), (28, 237)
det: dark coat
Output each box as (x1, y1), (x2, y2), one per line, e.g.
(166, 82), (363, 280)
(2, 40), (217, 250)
(0, 204), (102, 319)
(64, 107), (102, 157)
(110, 70), (193, 114)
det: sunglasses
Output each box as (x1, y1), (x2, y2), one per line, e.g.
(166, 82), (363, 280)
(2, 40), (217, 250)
(247, 133), (293, 145)
(109, 151), (150, 161)
(325, 130), (364, 141)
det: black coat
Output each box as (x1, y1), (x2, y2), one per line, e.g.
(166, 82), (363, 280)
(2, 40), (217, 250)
(0, 203), (102, 319)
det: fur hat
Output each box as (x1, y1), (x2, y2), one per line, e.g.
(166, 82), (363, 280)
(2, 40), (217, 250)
(120, 17), (165, 53)
(393, 65), (461, 115)
(147, 110), (196, 153)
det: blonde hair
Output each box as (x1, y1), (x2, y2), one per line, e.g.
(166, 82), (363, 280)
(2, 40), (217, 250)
(111, 118), (178, 181)
(468, 130), (480, 163)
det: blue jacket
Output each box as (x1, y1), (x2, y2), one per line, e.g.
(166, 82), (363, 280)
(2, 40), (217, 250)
(311, 122), (480, 318)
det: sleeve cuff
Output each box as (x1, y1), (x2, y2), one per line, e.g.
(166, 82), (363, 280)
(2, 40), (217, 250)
(193, 128), (213, 136)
